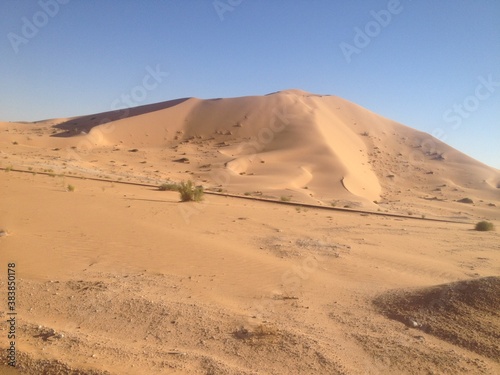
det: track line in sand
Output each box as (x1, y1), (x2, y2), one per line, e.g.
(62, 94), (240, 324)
(1, 167), (472, 225)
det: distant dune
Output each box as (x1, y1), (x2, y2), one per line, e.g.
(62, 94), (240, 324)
(1, 89), (499, 217)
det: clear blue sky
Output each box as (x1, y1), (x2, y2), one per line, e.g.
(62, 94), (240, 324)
(1, 0), (499, 168)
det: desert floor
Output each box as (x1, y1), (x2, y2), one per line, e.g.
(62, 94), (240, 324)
(0, 91), (499, 374)
(0, 169), (499, 374)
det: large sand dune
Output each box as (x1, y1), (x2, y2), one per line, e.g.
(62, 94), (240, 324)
(0, 90), (499, 374)
(2, 89), (498, 216)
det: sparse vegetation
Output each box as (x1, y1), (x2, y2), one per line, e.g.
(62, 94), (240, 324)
(5, 166), (13, 172)
(458, 198), (474, 204)
(67, 184), (75, 192)
(158, 182), (180, 191)
(280, 196), (291, 202)
(475, 221), (494, 232)
(178, 180), (203, 202)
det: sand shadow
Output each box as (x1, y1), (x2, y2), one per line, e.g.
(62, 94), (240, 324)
(51, 98), (190, 137)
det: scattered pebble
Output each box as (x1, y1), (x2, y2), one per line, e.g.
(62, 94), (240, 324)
(408, 318), (422, 328)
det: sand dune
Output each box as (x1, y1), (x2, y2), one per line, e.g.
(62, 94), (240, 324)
(3, 89), (498, 214)
(1, 90), (499, 374)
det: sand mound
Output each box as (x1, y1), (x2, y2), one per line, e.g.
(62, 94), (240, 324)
(2, 89), (499, 218)
(373, 277), (500, 361)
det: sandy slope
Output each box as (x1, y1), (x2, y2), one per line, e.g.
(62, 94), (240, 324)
(1, 90), (499, 374)
(1, 89), (498, 218)
(374, 277), (500, 361)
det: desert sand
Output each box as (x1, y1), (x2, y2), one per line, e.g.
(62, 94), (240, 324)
(0, 90), (499, 374)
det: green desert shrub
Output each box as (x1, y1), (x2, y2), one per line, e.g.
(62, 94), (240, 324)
(178, 180), (203, 202)
(67, 184), (75, 192)
(474, 221), (494, 231)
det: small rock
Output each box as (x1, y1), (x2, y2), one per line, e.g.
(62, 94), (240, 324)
(408, 318), (422, 328)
